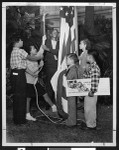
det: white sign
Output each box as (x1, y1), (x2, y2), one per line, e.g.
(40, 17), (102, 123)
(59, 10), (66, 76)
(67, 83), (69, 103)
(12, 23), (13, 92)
(66, 78), (110, 97)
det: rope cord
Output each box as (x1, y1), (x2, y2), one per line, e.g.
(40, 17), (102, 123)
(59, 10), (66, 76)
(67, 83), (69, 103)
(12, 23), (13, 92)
(33, 84), (64, 124)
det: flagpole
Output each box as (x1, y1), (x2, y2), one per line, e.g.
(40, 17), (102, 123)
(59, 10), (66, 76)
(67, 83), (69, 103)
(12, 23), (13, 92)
(36, 13), (46, 58)
(74, 6), (79, 56)
(42, 13), (46, 45)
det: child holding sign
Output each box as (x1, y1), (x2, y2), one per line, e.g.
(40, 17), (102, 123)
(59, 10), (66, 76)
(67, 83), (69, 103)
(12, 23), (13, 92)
(80, 49), (101, 130)
(63, 53), (83, 126)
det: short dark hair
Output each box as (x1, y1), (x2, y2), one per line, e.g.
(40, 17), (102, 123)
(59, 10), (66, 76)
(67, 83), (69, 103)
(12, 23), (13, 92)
(27, 43), (39, 54)
(31, 42), (40, 51)
(82, 39), (91, 50)
(12, 36), (21, 46)
(67, 53), (79, 64)
(87, 49), (102, 70)
(88, 49), (99, 61)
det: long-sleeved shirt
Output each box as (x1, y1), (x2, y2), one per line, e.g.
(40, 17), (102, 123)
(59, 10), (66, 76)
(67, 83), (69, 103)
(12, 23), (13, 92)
(83, 61), (100, 93)
(66, 64), (84, 80)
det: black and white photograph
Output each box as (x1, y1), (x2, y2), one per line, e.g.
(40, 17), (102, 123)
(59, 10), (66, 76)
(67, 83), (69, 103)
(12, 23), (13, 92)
(2, 2), (117, 147)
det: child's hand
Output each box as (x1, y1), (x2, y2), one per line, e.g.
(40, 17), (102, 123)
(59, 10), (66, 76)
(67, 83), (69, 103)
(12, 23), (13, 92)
(39, 60), (44, 68)
(33, 73), (38, 78)
(88, 91), (94, 97)
(42, 35), (47, 45)
(37, 46), (44, 57)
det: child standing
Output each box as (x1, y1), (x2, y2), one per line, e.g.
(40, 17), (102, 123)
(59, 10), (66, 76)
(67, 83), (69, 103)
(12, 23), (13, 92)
(80, 49), (101, 130)
(78, 39), (91, 111)
(57, 53), (83, 126)
(65, 53), (84, 126)
(79, 39), (91, 71)
(25, 44), (57, 121)
(10, 37), (43, 125)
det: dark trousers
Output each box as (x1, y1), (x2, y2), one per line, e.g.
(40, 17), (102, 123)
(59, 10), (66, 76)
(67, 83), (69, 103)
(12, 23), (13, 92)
(44, 67), (56, 104)
(11, 69), (26, 124)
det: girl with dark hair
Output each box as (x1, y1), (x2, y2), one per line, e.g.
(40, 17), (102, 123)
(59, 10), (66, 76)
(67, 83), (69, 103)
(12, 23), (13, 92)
(25, 44), (57, 121)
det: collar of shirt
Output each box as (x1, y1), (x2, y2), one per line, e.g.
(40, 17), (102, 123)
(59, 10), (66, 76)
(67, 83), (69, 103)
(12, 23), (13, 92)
(13, 47), (20, 50)
(51, 40), (57, 49)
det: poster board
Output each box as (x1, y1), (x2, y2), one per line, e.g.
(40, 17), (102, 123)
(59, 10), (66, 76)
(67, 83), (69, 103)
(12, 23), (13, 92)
(66, 78), (110, 97)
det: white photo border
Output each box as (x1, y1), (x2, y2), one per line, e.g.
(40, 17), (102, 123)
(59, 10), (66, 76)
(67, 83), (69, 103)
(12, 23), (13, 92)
(2, 2), (117, 147)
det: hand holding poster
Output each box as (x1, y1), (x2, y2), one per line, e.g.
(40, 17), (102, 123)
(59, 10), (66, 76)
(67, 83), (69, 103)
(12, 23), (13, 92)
(66, 78), (110, 97)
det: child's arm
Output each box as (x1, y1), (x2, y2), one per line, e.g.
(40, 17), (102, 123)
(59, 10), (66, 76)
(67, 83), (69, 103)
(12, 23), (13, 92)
(38, 60), (44, 69)
(88, 68), (100, 97)
(26, 45), (49, 61)
(66, 66), (78, 80)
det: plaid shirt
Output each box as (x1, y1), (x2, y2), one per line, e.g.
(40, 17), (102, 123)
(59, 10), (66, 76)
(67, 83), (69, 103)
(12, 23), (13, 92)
(83, 62), (100, 93)
(10, 47), (28, 69)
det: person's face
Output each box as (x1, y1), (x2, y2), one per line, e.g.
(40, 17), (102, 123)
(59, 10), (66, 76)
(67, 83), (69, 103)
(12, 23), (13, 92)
(18, 39), (23, 47)
(79, 41), (86, 51)
(30, 46), (37, 55)
(66, 57), (74, 67)
(86, 54), (94, 63)
(52, 30), (58, 38)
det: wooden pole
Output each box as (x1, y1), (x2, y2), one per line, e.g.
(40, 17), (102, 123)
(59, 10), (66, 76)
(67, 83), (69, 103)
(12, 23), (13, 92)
(42, 13), (46, 36)
(42, 13), (46, 45)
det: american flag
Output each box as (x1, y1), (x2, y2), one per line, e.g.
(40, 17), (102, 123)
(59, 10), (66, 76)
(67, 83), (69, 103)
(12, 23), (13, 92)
(51, 6), (77, 114)
(58, 6), (76, 68)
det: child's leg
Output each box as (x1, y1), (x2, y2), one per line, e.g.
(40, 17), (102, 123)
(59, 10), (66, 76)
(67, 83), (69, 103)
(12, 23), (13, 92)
(11, 69), (26, 124)
(43, 93), (57, 112)
(26, 97), (36, 121)
(26, 97), (31, 114)
(84, 95), (97, 128)
(65, 97), (77, 126)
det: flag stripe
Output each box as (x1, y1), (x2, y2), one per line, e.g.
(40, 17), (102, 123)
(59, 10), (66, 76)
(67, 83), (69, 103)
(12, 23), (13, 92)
(51, 6), (78, 114)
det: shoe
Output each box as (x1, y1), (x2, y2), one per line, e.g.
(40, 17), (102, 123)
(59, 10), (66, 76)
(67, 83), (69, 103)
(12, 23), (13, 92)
(79, 122), (96, 130)
(51, 105), (57, 112)
(79, 125), (96, 130)
(26, 113), (36, 121)
(89, 127), (96, 130)
(80, 125), (97, 130)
